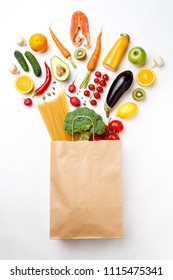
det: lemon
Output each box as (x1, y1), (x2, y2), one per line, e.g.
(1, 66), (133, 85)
(136, 67), (156, 86)
(116, 102), (138, 118)
(14, 75), (34, 94)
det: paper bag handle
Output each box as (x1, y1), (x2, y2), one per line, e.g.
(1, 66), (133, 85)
(72, 116), (95, 141)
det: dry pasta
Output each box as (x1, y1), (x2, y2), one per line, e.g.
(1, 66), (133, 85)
(37, 89), (72, 141)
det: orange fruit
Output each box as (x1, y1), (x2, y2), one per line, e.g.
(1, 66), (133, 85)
(14, 75), (34, 94)
(29, 33), (48, 52)
(136, 67), (156, 86)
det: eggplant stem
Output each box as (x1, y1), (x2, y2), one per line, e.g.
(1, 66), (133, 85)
(104, 101), (112, 118)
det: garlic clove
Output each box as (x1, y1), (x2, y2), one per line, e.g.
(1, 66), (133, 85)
(151, 61), (157, 68)
(16, 69), (21, 74)
(9, 64), (20, 74)
(151, 56), (164, 68)
(16, 36), (27, 46)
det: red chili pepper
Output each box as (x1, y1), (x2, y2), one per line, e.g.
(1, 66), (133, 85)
(32, 62), (51, 98)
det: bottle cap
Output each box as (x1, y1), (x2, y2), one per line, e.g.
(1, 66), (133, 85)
(120, 33), (130, 41)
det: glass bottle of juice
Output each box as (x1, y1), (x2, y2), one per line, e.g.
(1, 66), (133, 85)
(102, 33), (130, 71)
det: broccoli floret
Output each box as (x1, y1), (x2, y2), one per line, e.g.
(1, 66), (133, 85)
(64, 107), (106, 140)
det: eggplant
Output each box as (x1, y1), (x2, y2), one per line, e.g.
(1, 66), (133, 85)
(104, 70), (133, 117)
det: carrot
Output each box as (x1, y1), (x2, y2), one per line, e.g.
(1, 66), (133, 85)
(80, 29), (102, 88)
(49, 27), (76, 69)
(87, 30), (102, 70)
(49, 27), (70, 58)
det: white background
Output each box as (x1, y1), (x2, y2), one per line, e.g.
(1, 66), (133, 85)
(0, 0), (173, 260)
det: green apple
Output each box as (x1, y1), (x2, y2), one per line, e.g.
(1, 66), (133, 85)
(128, 46), (147, 66)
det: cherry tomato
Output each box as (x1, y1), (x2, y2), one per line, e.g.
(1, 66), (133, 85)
(92, 135), (104, 141)
(90, 99), (97, 106)
(95, 71), (102, 78)
(84, 90), (90, 97)
(99, 80), (106, 87)
(94, 92), (101, 99)
(102, 74), (109, 81)
(94, 77), (100, 84)
(88, 84), (95, 90)
(107, 133), (120, 140)
(96, 86), (103, 93)
(108, 120), (124, 133)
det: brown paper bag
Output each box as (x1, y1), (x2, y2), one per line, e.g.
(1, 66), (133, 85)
(50, 140), (123, 239)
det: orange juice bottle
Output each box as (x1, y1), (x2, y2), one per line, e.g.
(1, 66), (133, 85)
(102, 33), (130, 71)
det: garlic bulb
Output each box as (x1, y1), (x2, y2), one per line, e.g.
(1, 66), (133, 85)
(151, 56), (164, 68)
(9, 64), (20, 74)
(16, 36), (27, 46)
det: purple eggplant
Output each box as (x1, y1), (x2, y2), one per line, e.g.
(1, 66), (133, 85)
(104, 70), (133, 117)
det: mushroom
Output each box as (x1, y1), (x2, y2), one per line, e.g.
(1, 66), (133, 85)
(16, 36), (27, 46)
(151, 56), (164, 68)
(9, 64), (20, 74)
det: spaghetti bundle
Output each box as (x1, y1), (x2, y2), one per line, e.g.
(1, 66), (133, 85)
(37, 89), (71, 141)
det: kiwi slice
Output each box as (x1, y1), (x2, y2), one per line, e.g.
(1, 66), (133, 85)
(132, 88), (146, 101)
(74, 48), (86, 60)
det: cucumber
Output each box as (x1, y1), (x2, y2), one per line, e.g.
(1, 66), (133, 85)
(14, 50), (29, 72)
(24, 51), (41, 77)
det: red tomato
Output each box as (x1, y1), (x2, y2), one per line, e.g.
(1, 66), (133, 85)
(84, 90), (90, 97)
(96, 86), (103, 93)
(95, 71), (102, 78)
(102, 74), (109, 81)
(99, 80), (106, 87)
(108, 120), (124, 133)
(94, 77), (100, 84)
(90, 99), (97, 106)
(107, 133), (120, 140)
(88, 84), (95, 90)
(92, 135), (104, 141)
(94, 92), (101, 99)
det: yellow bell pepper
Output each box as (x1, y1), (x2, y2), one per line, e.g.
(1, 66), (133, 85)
(102, 33), (130, 71)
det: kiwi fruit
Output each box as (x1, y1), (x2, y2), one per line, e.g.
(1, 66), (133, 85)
(74, 48), (86, 60)
(132, 88), (146, 101)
